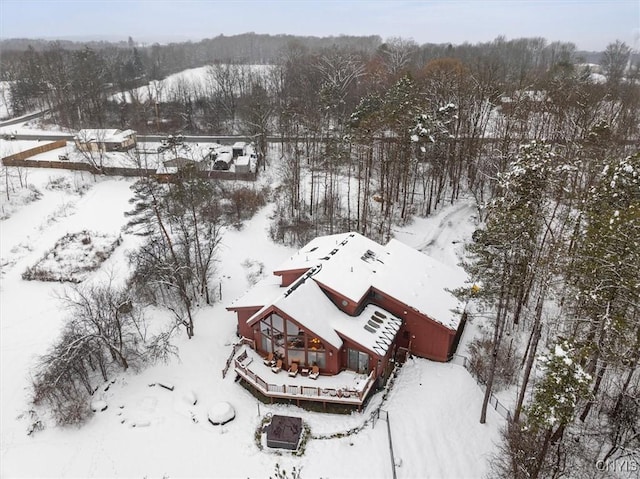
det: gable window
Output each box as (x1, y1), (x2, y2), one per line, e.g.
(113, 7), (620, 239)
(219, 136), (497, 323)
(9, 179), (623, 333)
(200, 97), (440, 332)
(257, 314), (327, 370)
(347, 348), (369, 374)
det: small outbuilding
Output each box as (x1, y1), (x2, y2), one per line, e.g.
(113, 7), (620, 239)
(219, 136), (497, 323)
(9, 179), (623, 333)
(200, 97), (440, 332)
(74, 129), (137, 152)
(235, 155), (252, 174)
(266, 415), (303, 450)
(232, 142), (246, 158)
(212, 147), (234, 170)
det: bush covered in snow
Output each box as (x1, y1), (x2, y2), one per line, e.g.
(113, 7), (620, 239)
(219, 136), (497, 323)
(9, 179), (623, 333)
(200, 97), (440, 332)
(45, 175), (90, 195)
(22, 230), (121, 283)
(0, 183), (42, 220)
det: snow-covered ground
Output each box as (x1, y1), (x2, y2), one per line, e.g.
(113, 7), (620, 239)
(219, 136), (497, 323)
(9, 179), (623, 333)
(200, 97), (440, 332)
(111, 64), (275, 104)
(0, 81), (12, 120)
(0, 163), (501, 477)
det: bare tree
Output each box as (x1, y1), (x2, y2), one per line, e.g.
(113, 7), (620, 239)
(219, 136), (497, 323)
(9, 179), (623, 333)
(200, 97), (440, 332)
(30, 282), (176, 426)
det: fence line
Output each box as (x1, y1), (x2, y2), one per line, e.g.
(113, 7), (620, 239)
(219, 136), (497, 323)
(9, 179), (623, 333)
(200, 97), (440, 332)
(383, 410), (398, 479)
(450, 354), (512, 420)
(221, 343), (243, 378)
(2, 156), (258, 181)
(221, 338), (256, 378)
(1, 140), (67, 162)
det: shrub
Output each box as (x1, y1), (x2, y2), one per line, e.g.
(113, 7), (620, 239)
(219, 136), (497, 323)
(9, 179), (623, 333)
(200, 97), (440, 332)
(467, 334), (520, 391)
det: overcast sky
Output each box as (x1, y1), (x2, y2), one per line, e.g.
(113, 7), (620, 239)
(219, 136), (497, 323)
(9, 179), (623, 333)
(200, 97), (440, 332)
(0, 0), (638, 51)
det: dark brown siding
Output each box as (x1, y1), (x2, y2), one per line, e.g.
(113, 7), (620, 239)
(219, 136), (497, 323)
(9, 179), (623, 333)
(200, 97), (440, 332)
(229, 306), (263, 338)
(369, 288), (456, 362)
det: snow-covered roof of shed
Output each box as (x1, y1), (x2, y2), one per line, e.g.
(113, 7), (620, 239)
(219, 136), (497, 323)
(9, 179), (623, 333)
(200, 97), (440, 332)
(232, 141), (246, 149)
(274, 232), (465, 330)
(215, 150), (233, 163)
(235, 155), (250, 166)
(156, 165), (178, 175)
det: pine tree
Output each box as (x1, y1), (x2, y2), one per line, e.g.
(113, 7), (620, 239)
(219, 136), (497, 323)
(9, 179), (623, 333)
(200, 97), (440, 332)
(465, 141), (555, 423)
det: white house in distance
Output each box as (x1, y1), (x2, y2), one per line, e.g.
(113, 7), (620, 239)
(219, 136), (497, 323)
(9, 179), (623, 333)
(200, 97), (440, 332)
(74, 129), (137, 153)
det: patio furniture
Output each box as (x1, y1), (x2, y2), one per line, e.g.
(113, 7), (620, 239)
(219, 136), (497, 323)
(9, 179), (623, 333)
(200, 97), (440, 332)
(239, 355), (253, 368)
(271, 359), (283, 373)
(308, 365), (320, 380)
(263, 352), (274, 366)
(288, 362), (299, 378)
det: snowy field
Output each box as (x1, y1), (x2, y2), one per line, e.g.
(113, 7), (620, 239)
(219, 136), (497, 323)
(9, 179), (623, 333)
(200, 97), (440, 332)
(0, 162), (502, 477)
(111, 64), (275, 104)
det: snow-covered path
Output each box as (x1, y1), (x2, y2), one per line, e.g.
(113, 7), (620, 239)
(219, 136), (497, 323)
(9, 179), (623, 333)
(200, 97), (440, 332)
(394, 199), (478, 268)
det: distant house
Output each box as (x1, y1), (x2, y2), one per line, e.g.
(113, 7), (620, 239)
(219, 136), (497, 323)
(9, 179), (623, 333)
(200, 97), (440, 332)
(74, 129), (137, 152)
(228, 232), (467, 408)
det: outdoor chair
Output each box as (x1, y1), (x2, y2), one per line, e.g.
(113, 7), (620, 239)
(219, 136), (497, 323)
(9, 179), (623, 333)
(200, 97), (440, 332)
(271, 359), (283, 374)
(263, 352), (274, 366)
(308, 365), (320, 380)
(288, 362), (299, 377)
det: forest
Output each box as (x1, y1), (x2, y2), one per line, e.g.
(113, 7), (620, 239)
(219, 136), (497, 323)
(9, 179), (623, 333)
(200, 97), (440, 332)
(2, 32), (639, 478)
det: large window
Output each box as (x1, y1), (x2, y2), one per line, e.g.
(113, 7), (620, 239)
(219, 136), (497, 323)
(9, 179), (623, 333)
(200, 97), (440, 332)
(256, 314), (327, 369)
(307, 337), (326, 368)
(286, 319), (305, 364)
(347, 348), (369, 374)
(258, 314), (285, 356)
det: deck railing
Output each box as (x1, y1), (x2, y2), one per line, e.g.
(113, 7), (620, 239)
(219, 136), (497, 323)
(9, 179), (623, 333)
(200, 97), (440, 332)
(233, 354), (376, 405)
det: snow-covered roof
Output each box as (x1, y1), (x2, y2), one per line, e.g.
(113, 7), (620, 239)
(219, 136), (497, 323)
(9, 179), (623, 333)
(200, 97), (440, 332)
(253, 273), (402, 357)
(274, 232), (357, 272)
(332, 303), (402, 357)
(371, 238), (465, 330)
(235, 155), (250, 166)
(228, 274), (282, 309)
(215, 150), (233, 164)
(75, 129), (135, 143)
(232, 141), (246, 149)
(274, 232), (465, 330)
(156, 165), (178, 175)
(230, 231), (464, 356)
(272, 277), (344, 349)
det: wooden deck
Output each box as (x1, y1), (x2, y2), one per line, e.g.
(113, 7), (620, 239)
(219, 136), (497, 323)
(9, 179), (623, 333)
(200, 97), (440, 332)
(233, 347), (376, 408)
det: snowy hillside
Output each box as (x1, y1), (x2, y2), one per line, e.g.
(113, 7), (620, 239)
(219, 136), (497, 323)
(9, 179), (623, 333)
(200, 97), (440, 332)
(110, 64), (275, 104)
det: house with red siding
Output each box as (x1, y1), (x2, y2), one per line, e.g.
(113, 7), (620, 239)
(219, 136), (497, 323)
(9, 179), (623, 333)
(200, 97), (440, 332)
(227, 232), (467, 408)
